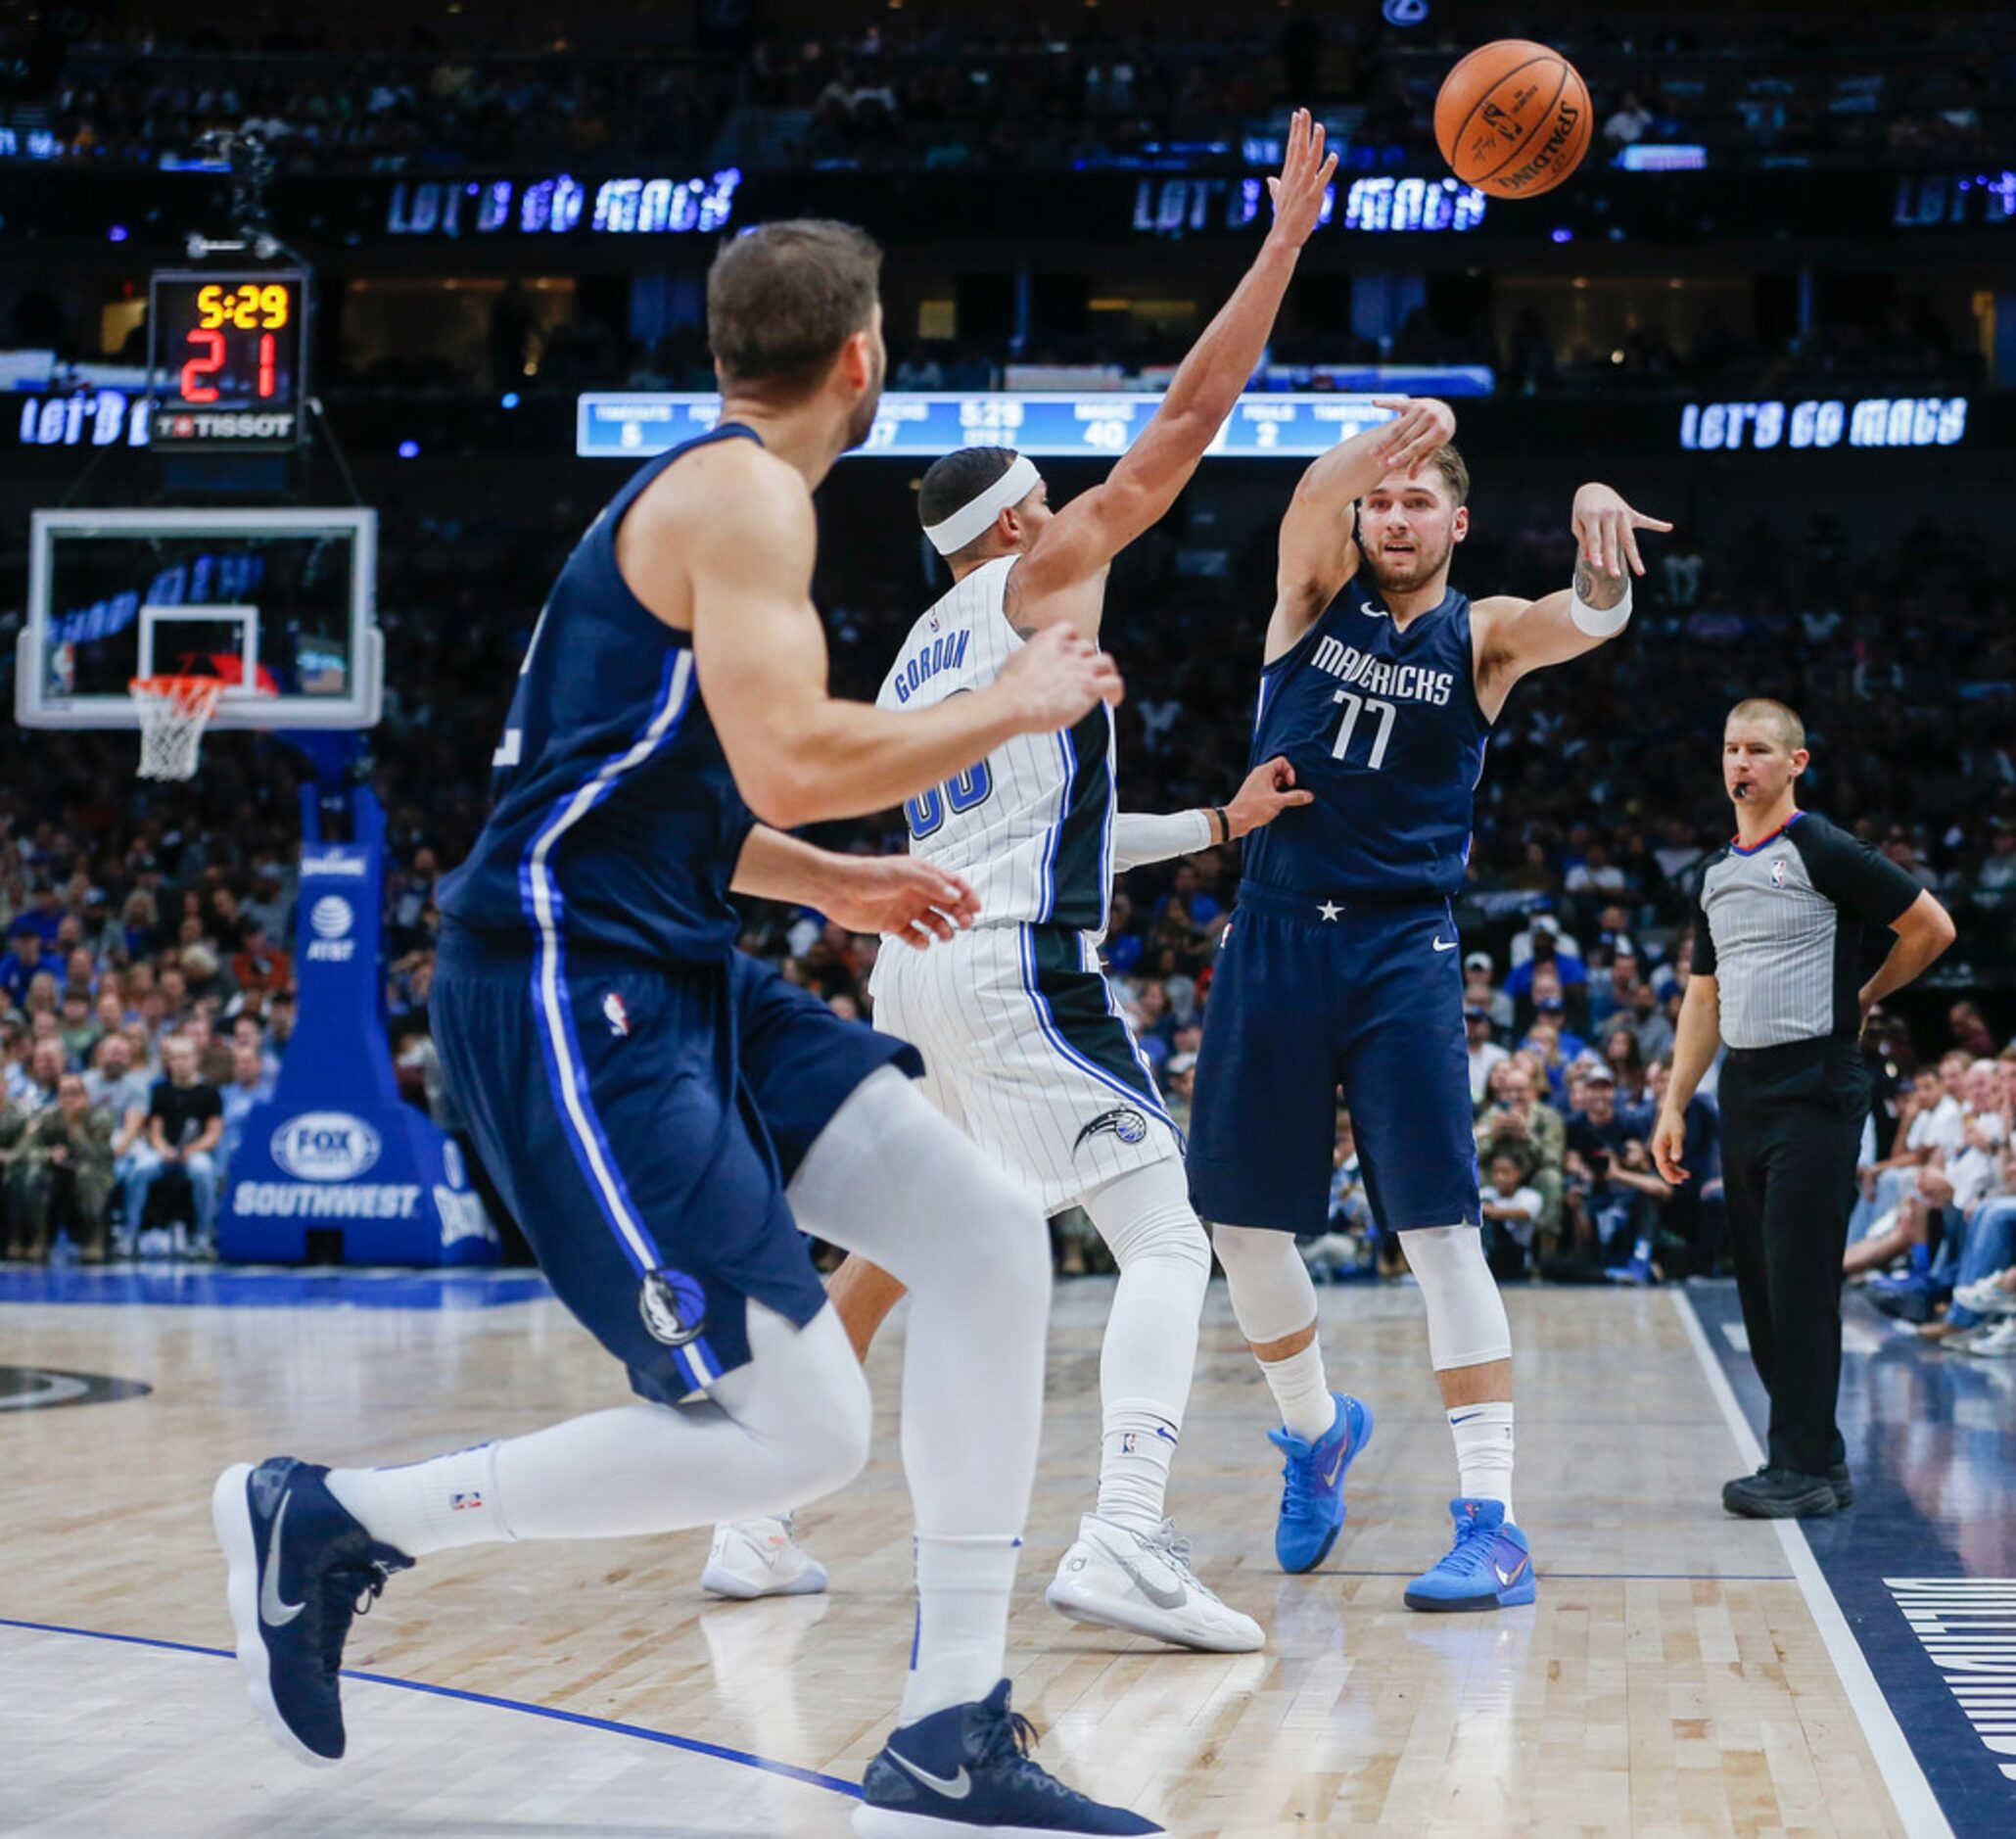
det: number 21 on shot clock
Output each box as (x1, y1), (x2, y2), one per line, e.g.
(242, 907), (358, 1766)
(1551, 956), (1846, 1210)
(147, 269), (310, 450)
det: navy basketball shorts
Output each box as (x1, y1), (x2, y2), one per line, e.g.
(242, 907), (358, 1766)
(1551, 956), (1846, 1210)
(434, 927), (917, 1403)
(1188, 883), (1481, 1239)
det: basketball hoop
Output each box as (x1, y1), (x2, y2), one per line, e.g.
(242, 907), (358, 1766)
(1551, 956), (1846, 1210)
(129, 675), (227, 780)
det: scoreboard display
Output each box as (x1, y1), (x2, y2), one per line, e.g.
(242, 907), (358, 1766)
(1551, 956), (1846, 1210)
(148, 270), (308, 450)
(579, 391), (1404, 461)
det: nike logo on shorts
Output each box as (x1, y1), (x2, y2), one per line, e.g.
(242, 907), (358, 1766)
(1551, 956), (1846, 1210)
(1432, 938), (1458, 953)
(890, 1753), (973, 1799)
(259, 1492), (305, 1627)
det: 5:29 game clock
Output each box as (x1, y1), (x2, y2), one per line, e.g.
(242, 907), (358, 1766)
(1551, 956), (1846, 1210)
(147, 269), (309, 450)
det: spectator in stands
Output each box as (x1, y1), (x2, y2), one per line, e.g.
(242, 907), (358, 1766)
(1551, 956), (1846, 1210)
(1949, 1001), (1999, 1061)
(84, 1033), (151, 1127)
(1477, 1060), (1567, 1249)
(1647, 1056), (1723, 1275)
(218, 1042), (277, 1176)
(231, 920), (293, 1000)
(1464, 951), (1514, 1031)
(20, 1040), (65, 1114)
(1562, 1064), (1669, 1281)
(1479, 1148), (1544, 1280)
(0, 928), (46, 1008)
(123, 1034), (224, 1254)
(1604, 1028), (1653, 1131)
(1467, 1003), (1508, 1110)
(7, 1072), (114, 1261)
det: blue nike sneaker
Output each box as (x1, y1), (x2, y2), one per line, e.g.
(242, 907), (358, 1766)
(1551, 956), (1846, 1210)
(1266, 1391), (1373, 1574)
(855, 1679), (1161, 1836)
(1403, 1498), (1535, 1612)
(211, 1457), (412, 1764)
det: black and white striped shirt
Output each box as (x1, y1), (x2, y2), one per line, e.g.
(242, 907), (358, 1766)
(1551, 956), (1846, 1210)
(1695, 811), (1920, 1051)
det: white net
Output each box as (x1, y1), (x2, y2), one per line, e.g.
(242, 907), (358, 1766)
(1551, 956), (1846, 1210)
(129, 676), (227, 781)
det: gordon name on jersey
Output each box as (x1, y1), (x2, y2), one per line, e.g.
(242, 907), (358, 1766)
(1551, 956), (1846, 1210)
(875, 555), (1114, 934)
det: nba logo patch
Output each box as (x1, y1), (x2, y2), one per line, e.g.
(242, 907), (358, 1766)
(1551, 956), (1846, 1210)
(1769, 859), (1787, 889)
(603, 991), (631, 1036)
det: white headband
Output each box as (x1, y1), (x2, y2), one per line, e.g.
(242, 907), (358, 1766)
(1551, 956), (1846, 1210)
(923, 454), (1041, 555)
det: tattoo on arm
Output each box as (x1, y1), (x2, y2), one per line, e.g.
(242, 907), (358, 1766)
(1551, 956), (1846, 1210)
(1574, 556), (1626, 611)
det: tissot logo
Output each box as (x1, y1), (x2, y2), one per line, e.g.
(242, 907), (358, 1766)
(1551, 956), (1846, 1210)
(270, 1111), (383, 1182)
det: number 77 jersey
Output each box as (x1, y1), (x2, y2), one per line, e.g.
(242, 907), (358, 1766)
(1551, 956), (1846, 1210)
(1240, 584), (1491, 901)
(873, 554), (1116, 935)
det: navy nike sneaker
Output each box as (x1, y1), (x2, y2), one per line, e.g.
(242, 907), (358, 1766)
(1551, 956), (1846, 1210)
(211, 1457), (413, 1764)
(1267, 1391), (1374, 1574)
(855, 1679), (1162, 1836)
(1403, 1497), (1535, 1612)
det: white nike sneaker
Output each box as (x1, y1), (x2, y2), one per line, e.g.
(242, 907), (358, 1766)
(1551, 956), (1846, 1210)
(700, 1515), (828, 1599)
(1954, 1274), (2016, 1319)
(1963, 1318), (2016, 1357)
(1045, 1514), (1264, 1653)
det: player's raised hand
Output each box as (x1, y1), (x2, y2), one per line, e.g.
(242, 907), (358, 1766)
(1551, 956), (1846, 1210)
(1264, 108), (1339, 250)
(1369, 398), (1457, 478)
(823, 856), (981, 948)
(997, 623), (1125, 732)
(1650, 1108), (1690, 1186)
(1224, 756), (1315, 840)
(1572, 483), (1674, 579)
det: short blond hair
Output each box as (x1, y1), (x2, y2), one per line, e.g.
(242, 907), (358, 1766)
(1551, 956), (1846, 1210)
(1726, 697), (1805, 753)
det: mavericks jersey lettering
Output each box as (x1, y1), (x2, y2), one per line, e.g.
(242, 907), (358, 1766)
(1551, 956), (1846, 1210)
(875, 555), (1114, 934)
(1241, 585), (1490, 900)
(437, 424), (761, 964)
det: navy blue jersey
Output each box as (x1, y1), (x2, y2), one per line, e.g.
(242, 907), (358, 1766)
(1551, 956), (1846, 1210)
(1240, 583), (1491, 900)
(438, 424), (761, 965)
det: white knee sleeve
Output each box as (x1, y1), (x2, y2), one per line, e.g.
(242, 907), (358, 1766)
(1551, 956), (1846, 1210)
(1401, 1224), (1512, 1370)
(1083, 1159), (1210, 1438)
(1084, 1159), (1211, 1279)
(1211, 1222), (1319, 1345)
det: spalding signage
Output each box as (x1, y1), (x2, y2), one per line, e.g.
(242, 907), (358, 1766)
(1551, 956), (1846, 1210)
(270, 1110), (384, 1182)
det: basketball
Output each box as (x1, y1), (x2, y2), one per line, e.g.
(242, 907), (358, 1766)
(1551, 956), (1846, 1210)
(1434, 39), (1592, 199)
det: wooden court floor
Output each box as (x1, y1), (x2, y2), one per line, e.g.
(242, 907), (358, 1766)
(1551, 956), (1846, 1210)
(0, 1278), (1911, 1837)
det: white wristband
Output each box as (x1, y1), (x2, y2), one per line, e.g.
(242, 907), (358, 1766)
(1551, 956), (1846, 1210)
(1570, 576), (1632, 637)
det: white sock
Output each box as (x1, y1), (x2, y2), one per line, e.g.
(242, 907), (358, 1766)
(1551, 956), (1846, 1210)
(327, 1442), (512, 1556)
(1259, 1341), (1337, 1443)
(1448, 1401), (1516, 1523)
(901, 1534), (1021, 1725)
(1096, 1405), (1179, 1532)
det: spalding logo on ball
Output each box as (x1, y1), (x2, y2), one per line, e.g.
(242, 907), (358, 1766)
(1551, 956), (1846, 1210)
(1434, 39), (1591, 199)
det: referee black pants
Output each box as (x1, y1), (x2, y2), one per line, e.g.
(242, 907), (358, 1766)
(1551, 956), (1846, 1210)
(1719, 1038), (1869, 1480)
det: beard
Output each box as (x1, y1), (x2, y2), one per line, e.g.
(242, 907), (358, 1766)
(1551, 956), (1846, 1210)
(1360, 533), (1452, 595)
(842, 352), (886, 451)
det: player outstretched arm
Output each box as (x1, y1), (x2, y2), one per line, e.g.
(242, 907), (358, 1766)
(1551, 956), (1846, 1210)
(1004, 109), (1339, 640)
(1111, 756), (1313, 872)
(675, 445), (1123, 828)
(1267, 398), (1457, 662)
(1473, 483), (1673, 709)
(730, 827), (981, 949)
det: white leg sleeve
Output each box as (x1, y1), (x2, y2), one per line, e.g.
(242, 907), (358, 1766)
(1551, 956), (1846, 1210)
(1401, 1224), (1513, 1370)
(786, 1066), (1051, 1541)
(786, 1065), (1051, 1721)
(332, 1301), (871, 1553)
(1212, 1221), (1320, 1344)
(1081, 1158), (1211, 1526)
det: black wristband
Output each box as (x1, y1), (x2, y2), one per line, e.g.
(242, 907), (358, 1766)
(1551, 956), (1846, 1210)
(1211, 806), (1230, 844)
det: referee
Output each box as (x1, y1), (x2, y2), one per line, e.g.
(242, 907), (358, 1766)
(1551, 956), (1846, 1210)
(1653, 698), (1954, 1518)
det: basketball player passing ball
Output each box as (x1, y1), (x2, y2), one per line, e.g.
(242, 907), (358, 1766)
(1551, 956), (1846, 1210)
(707, 111), (1346, 1654)
(210, 217), (1168, 1836)
(1191, 407), (1670, 1610)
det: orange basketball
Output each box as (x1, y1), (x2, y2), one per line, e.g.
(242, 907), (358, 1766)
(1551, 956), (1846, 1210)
(1434, 39), (1592, 200)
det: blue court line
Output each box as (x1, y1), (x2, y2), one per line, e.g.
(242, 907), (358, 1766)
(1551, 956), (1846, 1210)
(0, 1615), (862, 1800)
(1326, 1569), (1794, 1581)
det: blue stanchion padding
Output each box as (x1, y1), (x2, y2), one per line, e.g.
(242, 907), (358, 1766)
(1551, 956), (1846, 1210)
(219, 790), (497, 1267)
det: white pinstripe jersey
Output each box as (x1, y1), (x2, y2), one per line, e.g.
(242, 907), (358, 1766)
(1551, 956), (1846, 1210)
(874, 555), (1116, 935)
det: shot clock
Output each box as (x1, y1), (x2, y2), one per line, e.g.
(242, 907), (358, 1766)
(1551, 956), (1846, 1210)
(148, 269), (308, 449)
